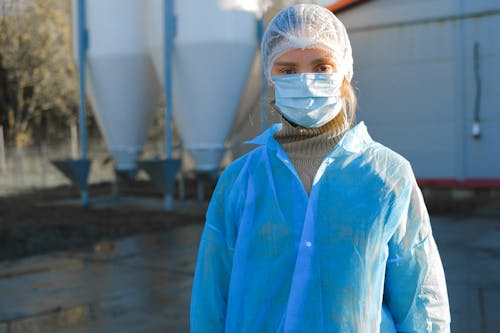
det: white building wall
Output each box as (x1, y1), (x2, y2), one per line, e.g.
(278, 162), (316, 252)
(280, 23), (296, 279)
(338, 0), (500, 180)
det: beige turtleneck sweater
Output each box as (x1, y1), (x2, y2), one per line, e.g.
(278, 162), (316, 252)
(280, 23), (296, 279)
(274, 111), (349, 194)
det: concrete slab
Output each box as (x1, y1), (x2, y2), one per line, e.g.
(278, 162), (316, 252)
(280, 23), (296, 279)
(431, 216), (500, 333)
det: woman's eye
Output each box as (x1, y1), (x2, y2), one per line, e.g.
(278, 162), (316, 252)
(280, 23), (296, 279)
(316, 65), (334, 73)
(281, 68), (296, 75)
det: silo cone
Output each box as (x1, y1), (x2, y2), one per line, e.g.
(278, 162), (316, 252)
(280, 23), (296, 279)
(147, 0), (257, 173)
(75, 0), (161, 177)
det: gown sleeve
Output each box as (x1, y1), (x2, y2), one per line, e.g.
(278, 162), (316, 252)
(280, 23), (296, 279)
(384, 171), (451, 333)
(190, 166), (240, 333)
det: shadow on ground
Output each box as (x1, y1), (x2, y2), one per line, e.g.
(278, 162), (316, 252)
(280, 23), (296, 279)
(0, 181), (208, 262)
(1, 180), (499, 262)
(1, 182), (500, 332)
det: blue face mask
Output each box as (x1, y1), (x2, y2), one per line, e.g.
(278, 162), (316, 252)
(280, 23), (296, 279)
(271, 73), (343, 128)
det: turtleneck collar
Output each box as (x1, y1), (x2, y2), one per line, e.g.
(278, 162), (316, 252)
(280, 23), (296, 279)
(274, 110), (350, 158)
(272, 111), (350, 194)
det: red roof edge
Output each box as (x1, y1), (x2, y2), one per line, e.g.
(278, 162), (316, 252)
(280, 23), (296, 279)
(327, 0), (372, 13)
(417, 178), (500, 189)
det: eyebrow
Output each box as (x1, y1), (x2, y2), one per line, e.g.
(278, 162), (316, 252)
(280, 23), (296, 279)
(310, 57), (336, 66)
(273, 61), (297, 67)
(274, 58), (336, 67)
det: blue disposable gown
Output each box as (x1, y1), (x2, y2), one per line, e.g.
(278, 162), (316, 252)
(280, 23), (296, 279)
(190, 122), (450, 332)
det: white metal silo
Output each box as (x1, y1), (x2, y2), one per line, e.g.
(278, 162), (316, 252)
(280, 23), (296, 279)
(146, 0), (257, 172)
(73, 0), (161, 175)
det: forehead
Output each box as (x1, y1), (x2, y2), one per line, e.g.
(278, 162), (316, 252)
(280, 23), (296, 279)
(273, 48), (335, 64)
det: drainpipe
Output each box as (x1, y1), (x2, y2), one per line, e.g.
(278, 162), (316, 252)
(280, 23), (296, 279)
(165, 0), (175, 160)
(472, 42), (481, 140)
(77, 0), (89, 205)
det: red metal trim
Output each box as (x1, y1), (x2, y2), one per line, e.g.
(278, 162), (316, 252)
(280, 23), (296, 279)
(326, 0), (372, 13)
(417, 178), (500, 189)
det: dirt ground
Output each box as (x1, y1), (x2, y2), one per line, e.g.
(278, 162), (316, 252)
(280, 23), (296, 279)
(0, 180), (208, 262)
(0, 179), (498, 262)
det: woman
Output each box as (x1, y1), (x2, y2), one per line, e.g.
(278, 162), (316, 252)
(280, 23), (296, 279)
(190, 4), (450, 332)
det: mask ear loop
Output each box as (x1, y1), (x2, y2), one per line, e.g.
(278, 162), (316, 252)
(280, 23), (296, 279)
(269, 95), (300, 128)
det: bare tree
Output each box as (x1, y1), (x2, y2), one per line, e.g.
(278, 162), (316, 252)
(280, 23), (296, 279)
(0, 0), (78, 148)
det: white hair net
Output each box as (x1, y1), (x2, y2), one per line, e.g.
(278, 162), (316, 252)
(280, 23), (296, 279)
(261, 4), (353, 82)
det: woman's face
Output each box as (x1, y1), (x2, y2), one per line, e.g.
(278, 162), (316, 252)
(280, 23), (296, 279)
(270, 48), (337, 76)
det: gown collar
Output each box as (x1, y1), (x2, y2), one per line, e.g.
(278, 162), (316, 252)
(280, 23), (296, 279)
(245, 121), (373, 154)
